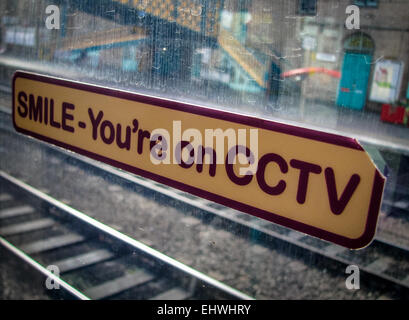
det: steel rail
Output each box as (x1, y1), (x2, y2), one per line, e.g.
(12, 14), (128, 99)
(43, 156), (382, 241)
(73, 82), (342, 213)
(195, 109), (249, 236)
(0, 236), (90, 300)
(0, 170), (254, 300)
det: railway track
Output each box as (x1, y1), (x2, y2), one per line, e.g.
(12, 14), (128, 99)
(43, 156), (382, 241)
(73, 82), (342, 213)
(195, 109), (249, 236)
(1, 96), (409, 297)
(0, 171), (253, 300)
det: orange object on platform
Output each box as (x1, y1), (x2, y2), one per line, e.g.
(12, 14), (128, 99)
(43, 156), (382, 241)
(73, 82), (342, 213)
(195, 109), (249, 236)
(282, 67), (341, 79)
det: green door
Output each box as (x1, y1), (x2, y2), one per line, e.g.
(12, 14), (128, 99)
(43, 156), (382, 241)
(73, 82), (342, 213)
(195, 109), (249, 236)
(336, 53), (372, 110)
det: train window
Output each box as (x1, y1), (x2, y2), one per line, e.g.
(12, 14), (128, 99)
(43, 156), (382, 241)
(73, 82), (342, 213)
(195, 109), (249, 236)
(298, 0), (318, 16)
(1, 0), (409, 302)
(354, 0), (378, 8)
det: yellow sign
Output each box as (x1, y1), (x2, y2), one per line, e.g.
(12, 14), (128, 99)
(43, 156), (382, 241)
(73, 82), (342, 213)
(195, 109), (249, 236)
(13, 71), (385, 249)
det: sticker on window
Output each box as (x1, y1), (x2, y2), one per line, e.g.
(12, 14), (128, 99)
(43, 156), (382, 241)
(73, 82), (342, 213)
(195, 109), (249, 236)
(12, 71), (385, 249)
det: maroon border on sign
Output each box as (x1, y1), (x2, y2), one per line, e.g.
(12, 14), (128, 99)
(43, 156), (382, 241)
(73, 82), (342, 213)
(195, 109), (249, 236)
(12, 71), (384, 249)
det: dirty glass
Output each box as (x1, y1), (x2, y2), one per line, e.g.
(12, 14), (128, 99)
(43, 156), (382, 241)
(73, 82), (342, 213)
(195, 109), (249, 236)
(1, 0), (409, 300)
